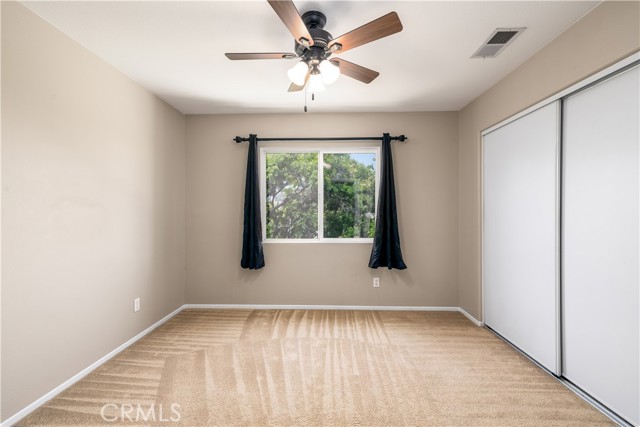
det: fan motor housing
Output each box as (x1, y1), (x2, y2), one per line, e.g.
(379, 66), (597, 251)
(295, 10), (333, 59)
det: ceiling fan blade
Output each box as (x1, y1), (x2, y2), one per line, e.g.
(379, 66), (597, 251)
(225, 52), (297, 60)
(331, 58), (379, 84)
(267, 0), (314, 47)
(329, 12), (402, 54)
(288, 71), (310, 92)
(288, 82), (304, 92)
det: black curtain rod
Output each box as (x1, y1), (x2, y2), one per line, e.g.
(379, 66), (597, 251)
(234, 135), (407, 143)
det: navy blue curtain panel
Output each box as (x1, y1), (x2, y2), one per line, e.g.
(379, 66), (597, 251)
(241, 134), (265, 269)
(369, 133), (407, 270)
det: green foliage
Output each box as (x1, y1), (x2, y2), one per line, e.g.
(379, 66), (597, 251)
(323, 154), (376, 238)
(265, 151), (376, 239)
(265, 153), (318, 238)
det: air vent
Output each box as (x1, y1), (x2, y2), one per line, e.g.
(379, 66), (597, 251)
(472, 27), (526, 58)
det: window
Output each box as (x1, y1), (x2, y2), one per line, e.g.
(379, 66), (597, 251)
(260, 147), (380, 242)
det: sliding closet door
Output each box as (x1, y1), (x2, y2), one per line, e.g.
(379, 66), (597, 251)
(483, 101), (560, 373)
(563, 66), (639, 426)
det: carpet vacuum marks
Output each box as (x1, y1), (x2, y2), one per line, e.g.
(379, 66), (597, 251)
(18, 309), (614, 427)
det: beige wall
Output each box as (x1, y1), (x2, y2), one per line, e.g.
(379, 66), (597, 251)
(186, 112), (458, 307)
(458, 1), (640, 320)
(1, 2), (186, 420)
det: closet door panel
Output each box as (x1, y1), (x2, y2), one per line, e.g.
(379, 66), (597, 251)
(483, 101), (560, 373)
(563, 66), (639, 426)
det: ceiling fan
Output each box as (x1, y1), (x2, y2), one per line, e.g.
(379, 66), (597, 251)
(225, 0), (403, 93)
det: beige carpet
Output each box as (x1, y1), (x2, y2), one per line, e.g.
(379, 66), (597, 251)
(18, 309), (615, 426)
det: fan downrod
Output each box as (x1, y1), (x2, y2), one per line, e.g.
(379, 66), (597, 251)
(301, 10), (326, 29)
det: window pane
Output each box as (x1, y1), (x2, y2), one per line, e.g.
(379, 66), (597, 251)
(265, 153), (318, 239)
(323, 153), (376, 238)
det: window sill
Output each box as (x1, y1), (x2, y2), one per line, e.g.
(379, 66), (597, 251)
(263, 239), (373, 244)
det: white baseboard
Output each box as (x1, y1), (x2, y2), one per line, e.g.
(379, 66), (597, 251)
(183, 303), (463, 312)
(1, 305), (185, 427)
(185, 304), (484, 327)
(2, 303), (483, 426)
(457, 307), (484, 326)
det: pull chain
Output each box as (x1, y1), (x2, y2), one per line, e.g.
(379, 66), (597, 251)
(304, 89), (307, 113)
(303, 90), (316, 113)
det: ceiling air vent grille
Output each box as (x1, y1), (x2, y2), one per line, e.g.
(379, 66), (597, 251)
(472, 27), (526, 58)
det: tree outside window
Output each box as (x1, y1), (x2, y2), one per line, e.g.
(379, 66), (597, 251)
(261, 148), (379, 242)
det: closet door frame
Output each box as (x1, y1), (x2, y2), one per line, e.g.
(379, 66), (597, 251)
(480, 52), (640, 427)
(481, 51), (639, 325)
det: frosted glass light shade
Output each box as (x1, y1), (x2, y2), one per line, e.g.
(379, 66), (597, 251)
(308, 73), (325, 93)
(287, 61), (308, 86)
(319, 60), (340, 84)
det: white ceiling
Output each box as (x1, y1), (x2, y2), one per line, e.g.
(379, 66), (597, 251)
(22, 1), (599, 114)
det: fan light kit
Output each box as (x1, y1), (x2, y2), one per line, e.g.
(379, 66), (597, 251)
(288, 59), (340, 91)
(225, 0), (403, 108)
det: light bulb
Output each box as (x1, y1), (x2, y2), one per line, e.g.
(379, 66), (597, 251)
(287, 61), (308, 86)
(319, 60), (340, 85)
(308, 72), (325, 93)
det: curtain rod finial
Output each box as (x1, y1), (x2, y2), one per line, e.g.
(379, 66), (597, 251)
(398, 135), (407, 142)
(234, 136), (246, 143)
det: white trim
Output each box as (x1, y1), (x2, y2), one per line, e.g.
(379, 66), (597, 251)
(183, 303), (464, 312)
(259, 146), (381, 243)
(554, 101), (563, 377)
(480, 121), (486, 327)
(263, 238), (374, 244)
(184, 304), (483, 326)
(317, 150), (324, 239)
(478, 128), (487, 323)
(260, 147), (267, 241)
(322, 238), (374, 244)
(457, 307), (484, 326)
(482, 52), (640, 136)
(1, 305), (184, 427)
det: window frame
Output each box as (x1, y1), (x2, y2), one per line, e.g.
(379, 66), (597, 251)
(260, 145), (381, 244)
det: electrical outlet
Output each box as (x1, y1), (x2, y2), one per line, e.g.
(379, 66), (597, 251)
(373, 277), (380, 288)
(134, 297), (141, 312)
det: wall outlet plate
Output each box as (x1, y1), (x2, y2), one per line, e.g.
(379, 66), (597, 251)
(134, 297), (141, 312)
(373, 278), (380, 288)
